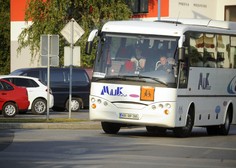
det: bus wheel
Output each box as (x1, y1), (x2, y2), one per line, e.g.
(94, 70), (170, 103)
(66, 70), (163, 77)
(101, 122), (121, 134)
(219, 111), (231, 135)
(146, 126), (166, 135)
(173, 114), (193, 138)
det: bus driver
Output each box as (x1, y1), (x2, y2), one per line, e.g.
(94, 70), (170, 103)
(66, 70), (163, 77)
(155, 56), (173, 73)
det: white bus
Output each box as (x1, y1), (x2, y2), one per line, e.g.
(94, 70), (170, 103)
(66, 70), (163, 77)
(86, 19), (236, 137)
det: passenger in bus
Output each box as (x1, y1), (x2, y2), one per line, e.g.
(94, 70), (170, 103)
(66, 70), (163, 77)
(130, 46), (146, 71)
(115, 38), (130, 59)
(155, 56), (173, 73)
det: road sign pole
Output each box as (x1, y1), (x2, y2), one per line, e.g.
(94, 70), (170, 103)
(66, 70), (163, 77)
(47, 35), (51, 121)
(60, 18), (84, 119)
(69, 19), (74, 119)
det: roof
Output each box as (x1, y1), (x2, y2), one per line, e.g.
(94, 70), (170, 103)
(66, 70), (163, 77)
(161, 18), (236, 30)
(0, 75), (39, 81)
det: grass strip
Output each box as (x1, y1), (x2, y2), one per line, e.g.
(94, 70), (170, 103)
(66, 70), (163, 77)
(0, 118), (86, 123)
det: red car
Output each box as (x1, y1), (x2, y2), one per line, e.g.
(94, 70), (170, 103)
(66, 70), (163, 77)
(0, 79), (30, 117)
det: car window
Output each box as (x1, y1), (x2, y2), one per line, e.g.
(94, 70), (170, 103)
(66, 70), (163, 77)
(1, 81), (14, 90)
(3, 78), (12, 83)
(13, 78), (39, 87)
(26, 70), (40, 78)
(14, 78), (30, 87)
(72, 71), (89, 83)
(29, 79), (40, 87)
(50, 71), (65, 82)
(0, 82), (4, 90)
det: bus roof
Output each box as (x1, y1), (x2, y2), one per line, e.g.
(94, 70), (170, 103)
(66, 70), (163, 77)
(161, 18), (236, 30)
(101, 19), (236, 36)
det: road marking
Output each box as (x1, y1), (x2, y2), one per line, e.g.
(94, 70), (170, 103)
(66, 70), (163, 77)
(157, 143), (236, 151)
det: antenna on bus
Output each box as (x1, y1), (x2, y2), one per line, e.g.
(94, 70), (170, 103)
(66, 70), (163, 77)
(207, 19), (212, 27)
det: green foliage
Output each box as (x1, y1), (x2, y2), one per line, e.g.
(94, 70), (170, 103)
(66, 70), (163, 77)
(0, 0), (10, 74)
(17, 0), (132, 67)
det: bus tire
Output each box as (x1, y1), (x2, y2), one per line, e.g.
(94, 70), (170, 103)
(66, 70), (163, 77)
(101, 122), (121, 134)
(173, 113), (193, 137)
(146, 126), (166, 135)
(219, 110), (231, 135)
(207, 108), (231, 136)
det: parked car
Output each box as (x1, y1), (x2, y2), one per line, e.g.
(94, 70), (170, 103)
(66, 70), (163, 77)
(11, 67), (90, 112)
(0, 79), (30, 117)
(0, 75), (54, 115)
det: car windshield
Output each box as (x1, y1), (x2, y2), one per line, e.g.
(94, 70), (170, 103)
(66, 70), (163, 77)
(93, 33), (179, 86)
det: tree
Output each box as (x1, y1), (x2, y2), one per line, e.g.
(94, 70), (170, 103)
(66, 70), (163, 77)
(17, 0), (132, 67)
(0, 0), (10, 74)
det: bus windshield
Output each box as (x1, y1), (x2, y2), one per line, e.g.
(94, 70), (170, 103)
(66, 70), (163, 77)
(93, 33), (179, 86)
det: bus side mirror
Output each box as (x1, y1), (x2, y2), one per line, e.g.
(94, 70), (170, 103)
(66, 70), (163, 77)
(85, 29), (99, 55)
(178, 47), (185, 61)
(85, 41), (93, 55)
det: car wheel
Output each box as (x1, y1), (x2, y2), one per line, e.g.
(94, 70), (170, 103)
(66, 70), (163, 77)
(31, 98), (47, 115)
(66, 98), (81, 112)
(3, 102), (18, 117)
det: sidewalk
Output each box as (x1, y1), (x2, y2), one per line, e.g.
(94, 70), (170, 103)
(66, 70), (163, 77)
(0, 111), (101, 129)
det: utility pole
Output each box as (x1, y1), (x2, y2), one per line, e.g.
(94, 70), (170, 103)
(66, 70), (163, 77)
(158, 0), (161, 21)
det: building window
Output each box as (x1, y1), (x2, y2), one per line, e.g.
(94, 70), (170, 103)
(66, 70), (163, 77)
(225, 6), (236, 21)
(126, 0), (149, 14)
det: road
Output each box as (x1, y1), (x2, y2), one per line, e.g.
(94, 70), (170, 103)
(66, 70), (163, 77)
(0, 125), (236, 168)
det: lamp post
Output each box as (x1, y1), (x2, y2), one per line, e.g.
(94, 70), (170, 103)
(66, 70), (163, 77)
(158, 0), (161, 21)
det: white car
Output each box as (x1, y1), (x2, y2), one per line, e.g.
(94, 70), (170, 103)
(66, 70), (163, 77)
(0, 75), (54, 115)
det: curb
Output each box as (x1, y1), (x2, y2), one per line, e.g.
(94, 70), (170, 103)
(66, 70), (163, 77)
(0, 121), (101, 129)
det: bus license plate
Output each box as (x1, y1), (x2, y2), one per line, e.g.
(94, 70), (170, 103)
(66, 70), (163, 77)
(119, 113), (139, 120)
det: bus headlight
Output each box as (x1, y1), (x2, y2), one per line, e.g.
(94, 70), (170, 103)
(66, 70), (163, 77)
(91, 103), (96, 109)
(152, 105), (156, 110)
(165, 103), (171, 109)
(158, 104), (164, 109)
(91, 97), (96, 103)
(164, 109), (169, 115)
(104, 101), (108, 106)
(97, 99), (102, 104)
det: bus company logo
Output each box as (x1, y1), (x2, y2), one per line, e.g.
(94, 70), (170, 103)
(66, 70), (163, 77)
(227, 76), (236, 94)
(198, 73), (211, 90)
(101, 86), (127, 97)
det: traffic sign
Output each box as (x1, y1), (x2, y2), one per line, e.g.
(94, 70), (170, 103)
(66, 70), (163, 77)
(60, 18), (84, 44)
(40, 35), (59, 56)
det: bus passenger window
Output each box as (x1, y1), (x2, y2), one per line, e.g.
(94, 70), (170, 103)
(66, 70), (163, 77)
(230, 36), (236, 69)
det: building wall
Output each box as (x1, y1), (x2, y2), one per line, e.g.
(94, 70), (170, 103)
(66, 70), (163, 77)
(169, 0), (216, 19)
(216, 0), (236, 21)
(10, 0), (236, 72)
(10, 0), (40, 72)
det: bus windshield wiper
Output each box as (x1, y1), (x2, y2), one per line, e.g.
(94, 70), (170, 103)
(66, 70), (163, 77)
(93, 75), (136, 82)
(94, 75), (167, 86)
(137, 75), (168, 86)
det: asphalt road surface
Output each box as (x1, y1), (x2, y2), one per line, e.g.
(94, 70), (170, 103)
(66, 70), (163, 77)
(0, 125), (236, 168)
